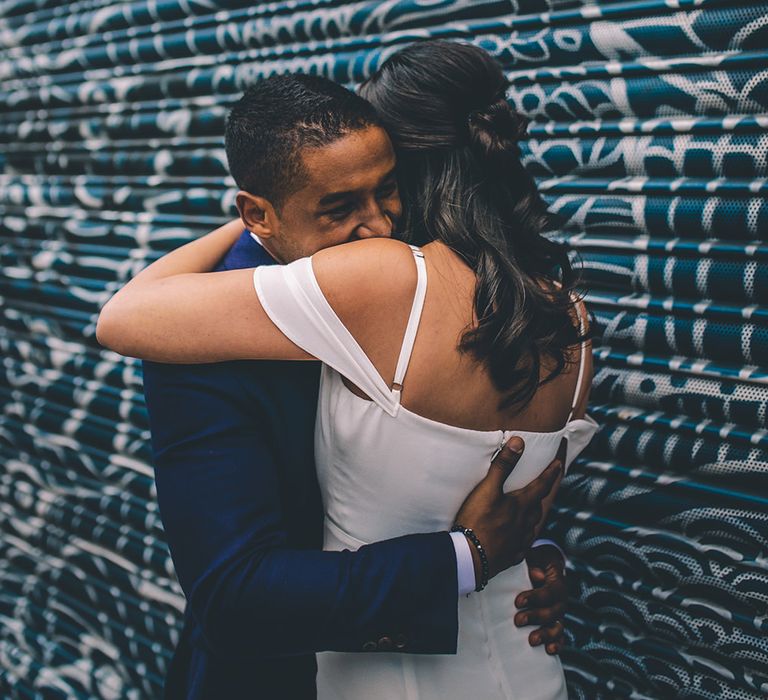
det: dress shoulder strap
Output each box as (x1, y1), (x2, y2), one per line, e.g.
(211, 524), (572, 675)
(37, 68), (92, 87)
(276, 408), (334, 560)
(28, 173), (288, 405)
(391, 246), (427, 404)
(253, 256), (396, 411)
(253, 245), (429, 417)
(566, 294), (589, 423)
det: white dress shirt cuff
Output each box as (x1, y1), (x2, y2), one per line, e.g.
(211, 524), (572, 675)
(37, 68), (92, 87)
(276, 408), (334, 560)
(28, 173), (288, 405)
(450, 536), (564, 598)
(531, 538), (566, 562)
(449, 531), (476, 596)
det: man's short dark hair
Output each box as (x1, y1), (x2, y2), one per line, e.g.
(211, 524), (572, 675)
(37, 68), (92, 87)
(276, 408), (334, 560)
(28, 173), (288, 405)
(225, 74), (382, 209)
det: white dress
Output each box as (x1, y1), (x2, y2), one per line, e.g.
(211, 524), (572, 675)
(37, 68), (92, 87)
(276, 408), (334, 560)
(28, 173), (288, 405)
(254, 246), (599, 700)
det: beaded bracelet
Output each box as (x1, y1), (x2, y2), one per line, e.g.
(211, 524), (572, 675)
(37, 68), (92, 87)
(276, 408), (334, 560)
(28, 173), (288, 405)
(451, 524), (489, 592)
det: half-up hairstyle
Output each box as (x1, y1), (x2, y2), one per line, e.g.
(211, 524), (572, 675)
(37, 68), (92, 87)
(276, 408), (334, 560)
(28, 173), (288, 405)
(361, 40), (587, 411)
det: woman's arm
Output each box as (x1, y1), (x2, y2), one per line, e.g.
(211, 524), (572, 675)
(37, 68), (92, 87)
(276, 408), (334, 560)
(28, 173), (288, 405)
(132, 217), (246, 283)
(96, 218), (312, 363)
(96, 234), (412, 364)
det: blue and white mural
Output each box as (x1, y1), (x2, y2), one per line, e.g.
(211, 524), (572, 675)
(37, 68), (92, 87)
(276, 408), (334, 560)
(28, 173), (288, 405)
(0, 0), (766, 698)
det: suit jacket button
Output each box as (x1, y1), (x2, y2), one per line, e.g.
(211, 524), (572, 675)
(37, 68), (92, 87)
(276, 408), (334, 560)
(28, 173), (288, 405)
(362, 641), (377, 651)
(394, 634), (407, 649)
(377, 636), (393, 651)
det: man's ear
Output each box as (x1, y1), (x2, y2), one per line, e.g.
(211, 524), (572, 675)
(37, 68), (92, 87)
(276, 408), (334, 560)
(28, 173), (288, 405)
(236, 191), (280, 239)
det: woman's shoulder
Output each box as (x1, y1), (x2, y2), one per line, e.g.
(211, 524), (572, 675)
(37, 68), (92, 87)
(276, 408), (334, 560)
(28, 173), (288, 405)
(312, 237), (416, 275)
(311, 238), (419, 316)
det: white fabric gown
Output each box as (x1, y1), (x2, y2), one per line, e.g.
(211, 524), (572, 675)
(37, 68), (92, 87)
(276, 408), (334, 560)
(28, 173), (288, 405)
(254, 246), (599, 700)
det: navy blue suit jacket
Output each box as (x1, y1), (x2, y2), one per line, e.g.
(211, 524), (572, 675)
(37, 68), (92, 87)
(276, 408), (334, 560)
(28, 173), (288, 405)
(142, 231), (459, 699)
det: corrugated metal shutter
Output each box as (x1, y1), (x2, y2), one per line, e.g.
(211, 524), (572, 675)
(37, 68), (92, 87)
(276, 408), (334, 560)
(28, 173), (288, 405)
(1, 0), (765, 697)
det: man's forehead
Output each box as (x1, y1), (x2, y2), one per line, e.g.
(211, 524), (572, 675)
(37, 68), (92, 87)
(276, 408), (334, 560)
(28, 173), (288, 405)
(299, 126), (396, 196)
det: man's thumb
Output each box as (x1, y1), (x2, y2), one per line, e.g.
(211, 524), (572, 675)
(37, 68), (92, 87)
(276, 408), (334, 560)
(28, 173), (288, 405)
(487, 437), (525, 490)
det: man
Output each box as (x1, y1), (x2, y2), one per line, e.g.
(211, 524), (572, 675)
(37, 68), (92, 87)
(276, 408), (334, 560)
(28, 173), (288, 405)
(140, 75), (568, 699)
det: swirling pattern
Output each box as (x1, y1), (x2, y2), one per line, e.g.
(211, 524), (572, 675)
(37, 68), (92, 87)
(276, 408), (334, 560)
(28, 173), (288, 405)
(1, 0), (767, 698)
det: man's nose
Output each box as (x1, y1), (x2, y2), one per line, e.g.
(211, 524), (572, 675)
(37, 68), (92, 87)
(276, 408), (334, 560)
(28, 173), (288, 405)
(355, 205), (393, 239)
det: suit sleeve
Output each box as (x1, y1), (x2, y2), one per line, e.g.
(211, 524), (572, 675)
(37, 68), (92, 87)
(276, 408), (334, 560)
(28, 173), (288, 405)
(142, 360), (459, 660)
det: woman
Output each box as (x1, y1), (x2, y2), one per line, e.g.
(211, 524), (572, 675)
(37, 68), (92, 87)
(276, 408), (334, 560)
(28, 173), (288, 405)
(99, 41), (597, 699)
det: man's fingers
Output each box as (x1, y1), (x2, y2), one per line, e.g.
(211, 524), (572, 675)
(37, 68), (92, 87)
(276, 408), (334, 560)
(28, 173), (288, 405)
(540, 621), (565, 644)
(486, 437), (525, 491)
(544, 560), (567, 582)
(527, 568), (546, 586)
(514, 602), (566, 628)
(515, 582), (558, 611)
(528, 620), (565, 651)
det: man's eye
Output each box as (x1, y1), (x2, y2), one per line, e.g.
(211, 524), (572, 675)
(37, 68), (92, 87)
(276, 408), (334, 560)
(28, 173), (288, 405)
(378, 181), (398, 197)
(325, 205), (354, 220)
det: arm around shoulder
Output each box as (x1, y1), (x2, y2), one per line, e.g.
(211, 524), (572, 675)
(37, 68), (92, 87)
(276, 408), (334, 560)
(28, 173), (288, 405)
(142, 359), (460, 658)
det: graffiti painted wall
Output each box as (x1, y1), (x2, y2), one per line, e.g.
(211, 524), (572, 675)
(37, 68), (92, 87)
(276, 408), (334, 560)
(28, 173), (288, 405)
(1, 0), (766, 697)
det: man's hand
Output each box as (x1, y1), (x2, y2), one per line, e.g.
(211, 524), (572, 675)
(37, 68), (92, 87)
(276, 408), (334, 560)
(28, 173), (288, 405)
(454, 437), (563, 580)
(515, 544), (567, 655)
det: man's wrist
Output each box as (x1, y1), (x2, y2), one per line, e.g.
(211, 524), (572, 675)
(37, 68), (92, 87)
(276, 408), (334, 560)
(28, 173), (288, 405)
(451, 526), (489, 592)
(530, 538), (566, 564)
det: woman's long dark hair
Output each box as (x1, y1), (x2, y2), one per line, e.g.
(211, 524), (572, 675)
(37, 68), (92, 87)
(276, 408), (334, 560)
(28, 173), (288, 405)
(361, 40), (587, 411)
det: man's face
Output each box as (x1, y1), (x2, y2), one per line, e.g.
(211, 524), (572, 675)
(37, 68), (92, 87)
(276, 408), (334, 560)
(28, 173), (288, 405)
(266, 125), (401, 263)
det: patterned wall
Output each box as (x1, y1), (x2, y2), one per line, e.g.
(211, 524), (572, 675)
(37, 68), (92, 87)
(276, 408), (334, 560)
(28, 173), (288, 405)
(1, 0), (766, 698)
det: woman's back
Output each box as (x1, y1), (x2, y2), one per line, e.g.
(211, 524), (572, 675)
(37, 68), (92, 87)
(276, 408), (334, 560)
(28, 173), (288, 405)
(312, 237), (592, 433)
(253, 240), (598, 699)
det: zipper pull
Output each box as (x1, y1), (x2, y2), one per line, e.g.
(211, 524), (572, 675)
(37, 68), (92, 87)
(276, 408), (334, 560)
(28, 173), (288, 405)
(490, 433), (505, 462)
